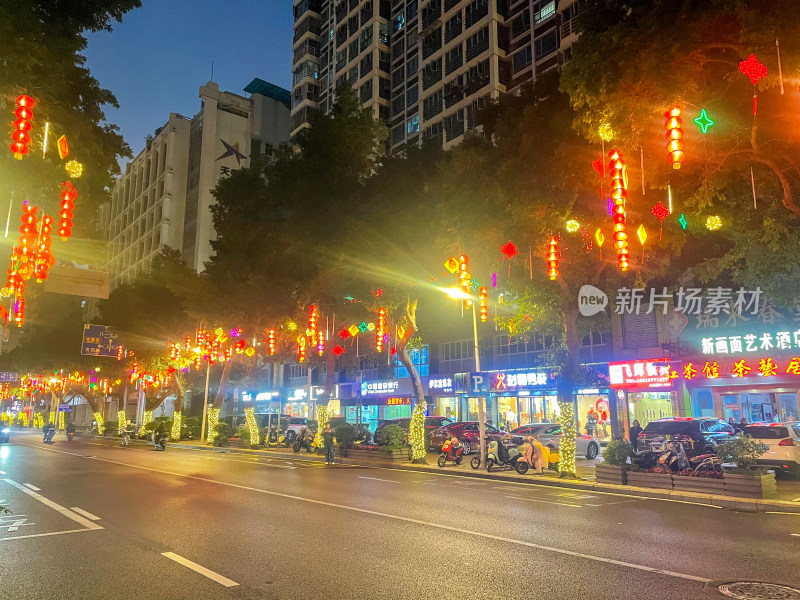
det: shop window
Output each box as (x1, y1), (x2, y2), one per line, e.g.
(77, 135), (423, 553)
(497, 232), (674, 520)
(394, 345), (429, 377)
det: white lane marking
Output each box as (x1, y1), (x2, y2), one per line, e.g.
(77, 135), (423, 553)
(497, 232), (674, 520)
(792, 497), (800, 502)
(358, 476), (401, 483)
(791, 533), (800, 537)
(36, 452), (708, 584)
(0, 514), (34, 531)
(767, 511), (800, 516)
(23, 483), (41, 491)
(2, 479), (103, 531)
(586, 499), (646, 507)
(161, 552), (239, 587)
(0, 470), (6, 474)
(505, 495), (581, 508)
(69, 507), (101, 521)
(0, 528), (97, 542)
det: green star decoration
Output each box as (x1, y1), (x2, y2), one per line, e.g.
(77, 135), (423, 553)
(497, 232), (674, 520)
(679, 213), (688, 230)
(358, 321), (369, 333)
(694, 109), (714, 134)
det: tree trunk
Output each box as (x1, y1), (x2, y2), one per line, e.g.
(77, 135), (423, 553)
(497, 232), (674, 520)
(211, 359), (232, 410)
(398, 297), (427, 463)
(557, 302), (580, 479)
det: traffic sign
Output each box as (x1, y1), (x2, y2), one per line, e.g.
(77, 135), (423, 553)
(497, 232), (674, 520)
(80, 324), (119, 357)
(0, 373), (18, 383)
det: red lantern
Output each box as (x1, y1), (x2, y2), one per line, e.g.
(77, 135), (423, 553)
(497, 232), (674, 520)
(14, 296), (24, 327)
(297, 335), (306, 363)
(608, 149), (629, 271)
(10, 95), (34, 159)
(268, 328), (276, 355)
(458, 254), (472, 308)
(376, 308), (386, 352)
(58, 181), (77, 240)
(316, 330), (325, 356)
(307, 304), (318, 339)
(547, 237), (560, 280)
(664, 106), (685, 169)
(479, 287), (488, 322)
(739, 54), (768, 116)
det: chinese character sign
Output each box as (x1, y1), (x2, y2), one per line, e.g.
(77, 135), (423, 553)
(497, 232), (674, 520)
(700, 329), (800, 355)
(614, 287), (762, 318)
(609, 360), (675, 389)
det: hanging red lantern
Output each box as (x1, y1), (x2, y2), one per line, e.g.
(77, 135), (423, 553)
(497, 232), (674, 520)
(17, 202), (38, 261)
(307, 305), (318, 339)
(664, 106), (685, 169)
(14, 296), (24, 327)
(316, 330), (325, 356)
(547, 237), (560, 280)
(458, 254), (472, 308)
(268, 328), (276, 355)
(58, 182), (77, 240)
(738, 54), (768, 116)
(376, 308), (386, 352)
(297, 335), (306, 363)
(479, 287), (488, 322)
(608, 148), (629, 271)
(10, 95), (34, 159)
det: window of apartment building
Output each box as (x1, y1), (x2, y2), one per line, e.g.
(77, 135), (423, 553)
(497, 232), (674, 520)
(336, 49), (347, 70)
(406, 85), (419, 105)
(406, 113), (420, 135)
(465, 57), (490, 91)
(379, 76), (391, 99)
(407, 26), (419, 48)
(379, 105), (390, 121)
(444, 44), (463, 75)
(360, 25), (373, 50)
(407, 55), (419, 76)
(512, 45), (532, 72)
(532, 0), (555, 24)
(511, 9), (530, 37)
(379, 50), (391, 71)
(422, 57), (442, 90)
(361, 53), (374, 76)
(392, 93), (405, 114)
(336, 23), (348, 46)
(494, 335), (528, 356)
(392, 66), (405, 87)
(391, 122), (405, 145)
(421, 0), (442, 28)
(360, 0), (374, 24)
(393, 11), (405, 32)
(465, 26), (489, 61)
(439, 340), (473, 361)
(443, 109), (465, 141)
(534, 29), (557, 58)
(392, 37), (405, 60)
(407, 0), (418, 20)
(444, 0), (459, 12)
(465, 0), (489, 29)
(348, 15), (359, 36)
(423, 89), (443, 119)
(349, 65), (359, 84)
(349, 39), (359, 61)
(379, 22), (390, 44)
(335, 0), (347, 21)
(360, 79), (374, 101)
(580, 330), (610, 348)
(422, 27), (442, 59)
(444, 13), (462, 43)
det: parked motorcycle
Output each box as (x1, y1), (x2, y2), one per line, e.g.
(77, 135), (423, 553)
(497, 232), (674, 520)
(635, 440), (722, 473)
(293, 436), (320, 454)
(486, 440), (528, 474)
(437, 438), (464, 467)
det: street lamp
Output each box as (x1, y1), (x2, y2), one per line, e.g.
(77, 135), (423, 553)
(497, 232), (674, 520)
(442, 287), (487, 464)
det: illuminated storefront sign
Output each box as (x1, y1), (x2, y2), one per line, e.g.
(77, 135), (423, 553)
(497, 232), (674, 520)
(428, 377), (453, 393)
(701, 330), (800, 354)
(609, 359), (675, 389)
(683, 356), (800, 380)
(491, 370), (551, 392)
(361, 380), (400, 396)
(386, 397), (411, 405)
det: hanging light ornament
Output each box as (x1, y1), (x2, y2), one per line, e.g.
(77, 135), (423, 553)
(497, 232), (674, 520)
(637, 225), (647, 264)
(307, 304), (318, 339)
(547, 236), (560, 280)
(316, 330), (325, 356)
(65, 160), (83, 178)
(608, 148), (629, 271)
(651, 201), (670, 240)
(594, 228), (605, 261)
(376, 308), (386, 352)
(297, 335), (306, 363)
(14, 297), (24, 327)
(478, 286), (488, 322)
(10, 95), (34, 159)
(32, 214), (55, 282)
(267, 328), (276, 355)
(458, 254), (472, 308)
(17, 202), (38, 262)
(738, 54), (768, 116)
(58, 182), (77, 240)
(664, 106), (685, 169)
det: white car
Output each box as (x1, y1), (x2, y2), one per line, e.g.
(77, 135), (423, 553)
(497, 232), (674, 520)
(510, 423), (601, 459)
(743, 422), (800, 475)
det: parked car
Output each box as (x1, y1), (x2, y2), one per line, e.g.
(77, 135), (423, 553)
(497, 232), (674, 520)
(510, 423), (600, 459)
(637, 417), (736, 458)
(429, 422), (506, 455)
(743, 422), (800, 475)
(0, 426), (9, 443)
(283, 417), (312, 442)
(374, 416), (454, 449)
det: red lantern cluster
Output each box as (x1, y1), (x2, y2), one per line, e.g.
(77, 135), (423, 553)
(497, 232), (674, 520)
(664, 106), (685, 169)
(267, 328), (276, 355)
(18, 202), (38, 261)
(608, 149), (629, 271)
(297, 335), (306, 363)
(307, 305), (318, 338)
(58, 181), (77, 240)
(10, 95), (34, 159)
(316, 330), (325, 356)
(458, 255), (472, 308)
(14, 297), (24, 327)
(6, 251), (24, 296)
(376, 308), (386, 352)
(547, 237), (560, 280)
(479, 287), (488, 322)
(32, 214), (55, 282)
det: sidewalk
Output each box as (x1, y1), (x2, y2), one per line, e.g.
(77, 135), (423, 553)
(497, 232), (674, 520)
(157, 438), (800, 514)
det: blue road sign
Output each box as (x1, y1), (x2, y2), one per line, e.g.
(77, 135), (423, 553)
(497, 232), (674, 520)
(80, 324), (119, 357)
(0, 372), (18, 383)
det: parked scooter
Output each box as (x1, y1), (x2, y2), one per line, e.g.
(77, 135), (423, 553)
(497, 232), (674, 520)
(437, 437), (464, 467)
(292, 428), (320, 453)
(635, 440), (722, 473)
(486, 440), (528, 474)
(153, 430), (168, 451)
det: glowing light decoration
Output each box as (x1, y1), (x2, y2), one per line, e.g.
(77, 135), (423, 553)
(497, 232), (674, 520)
(58, 411), (66, 430)
(332, 345), (345, 357)
(565, 219), (580, 233)
(664, 106), (685, 169)
(337, 328), (350, 341)
(267, 328), (276, 355)
(316, 330), (325, 356)
(376, 308), (386, 352)
(409, 401), (427, 462)
(93, 412), (105, 435)
(117, 410), (126, 435)
(500, 241), (518, 259)
(694, 109), (714, 133)
(170, 411), (182, 441)
(58, 181), (77, 240)
(142, 410), (154, 432)
(307, 304), (318, 339)
(705, 215), (722, 231)
(244, 407), (260, 445)
(458, 254), (472, 308)
(57, 135), (69, 160)
(608, 149), (629, 271)
(479, 286), (488, 322)
(348, 324), (360, 337)
(679, 213), (688, 230)
(739, 54), (768, 116)
(10, 95), (34, 159)
(207, 407), (220, 444)
(297, 335), (306, 363)
(14, 297), (24, 327)
(597, 123), (613, 141)
(546, 236), (559, 280)
(65, 160), (83, 178)
(637, 224), (647, 264)
(594, 228), (605, 260)
(313, 405), (328, 452)
(557, 400), (577, 478)
(443, 256), (460, 273)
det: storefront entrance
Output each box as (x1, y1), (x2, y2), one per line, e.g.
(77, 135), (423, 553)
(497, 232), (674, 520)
(627, 391), (673, 428)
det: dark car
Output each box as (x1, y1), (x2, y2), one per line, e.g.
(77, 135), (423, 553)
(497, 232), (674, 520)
(429, 421), (506, 455)
(374, 416), (453, 449)
(637, 417), (736, 457)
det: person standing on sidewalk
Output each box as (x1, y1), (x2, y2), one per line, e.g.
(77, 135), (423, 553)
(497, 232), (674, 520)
(629, 420), (643, 451)
(322, 423), (335, 464)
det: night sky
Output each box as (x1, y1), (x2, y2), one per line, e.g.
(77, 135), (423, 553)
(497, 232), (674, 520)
(84, 1), (293, 160)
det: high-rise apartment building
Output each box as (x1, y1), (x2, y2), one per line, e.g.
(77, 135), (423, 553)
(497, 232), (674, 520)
(290, 0), (582, 151)
(103, 79), (291, 288)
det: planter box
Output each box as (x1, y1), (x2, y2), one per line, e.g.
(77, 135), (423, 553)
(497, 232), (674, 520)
(672, 474), (724, 495)
(340, 447), (408, 461)
(595, 464), (628, 485)
(723, 471), (777, 499)
(626, 471), (673, 490)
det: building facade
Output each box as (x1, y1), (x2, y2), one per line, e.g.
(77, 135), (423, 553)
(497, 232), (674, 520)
(290, 0), (582, 150)
(104, 79), (291, 287)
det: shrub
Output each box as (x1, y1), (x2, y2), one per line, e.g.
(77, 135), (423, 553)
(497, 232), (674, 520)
(329, 417), (347, 430)
(236, 425), (250, 444)
(355, 424), (372, 443)
(374, 424), (406, 449)
(213, 422), (232, 446)
(104, 421), (119, 436)
(334, 423), (357, 448)
(182, 417), (200, 440)
(717, 435), (767, 472)
(602, 439), (633, 466)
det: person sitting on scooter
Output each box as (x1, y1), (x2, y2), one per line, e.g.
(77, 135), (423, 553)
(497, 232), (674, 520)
(447, 436), (461, 459)
(153, 421), (167, 447)
(42, 422), (56, 442)
(66, 421), (76, 437)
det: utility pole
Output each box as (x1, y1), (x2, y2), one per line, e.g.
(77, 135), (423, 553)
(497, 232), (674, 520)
(472, 303), (486, 465)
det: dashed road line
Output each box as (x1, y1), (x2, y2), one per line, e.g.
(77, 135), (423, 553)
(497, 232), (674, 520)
(69, 507), (101, 521)
(505, 494), (581, 508)
(22, 483), (41, 491)
(161, 552), (239, 587)
(358, 476), (401, 483)
(2, 479), (103, 531)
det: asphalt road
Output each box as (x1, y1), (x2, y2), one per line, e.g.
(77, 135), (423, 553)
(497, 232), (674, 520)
(1, 430), (799, 600)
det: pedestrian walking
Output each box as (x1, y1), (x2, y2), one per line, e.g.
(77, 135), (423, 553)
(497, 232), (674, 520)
(322, 423), (335, 464)
(629, 419), (643, 452)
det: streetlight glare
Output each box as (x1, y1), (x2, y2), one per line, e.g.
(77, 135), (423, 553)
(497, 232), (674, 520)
(443, 287), (469, 300)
